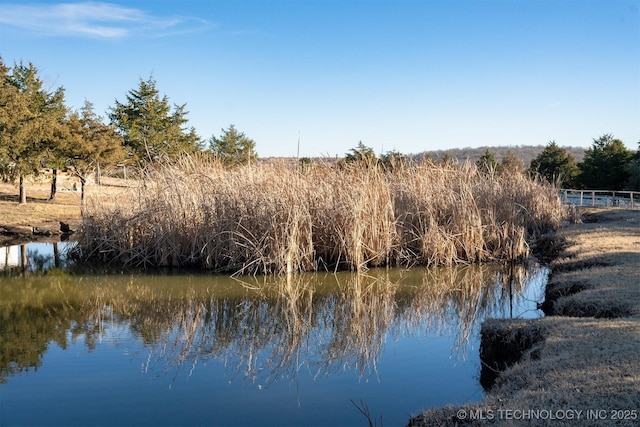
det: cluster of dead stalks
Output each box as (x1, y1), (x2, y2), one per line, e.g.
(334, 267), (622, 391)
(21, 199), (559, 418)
(76, 157), (565, 274)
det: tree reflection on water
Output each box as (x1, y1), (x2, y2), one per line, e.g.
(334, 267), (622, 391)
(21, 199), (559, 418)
(0, 263), (545, 385)
(0, 243), (66, 273)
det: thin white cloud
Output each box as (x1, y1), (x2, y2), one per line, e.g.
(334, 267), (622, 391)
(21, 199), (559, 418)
(0, 2), (209, 39)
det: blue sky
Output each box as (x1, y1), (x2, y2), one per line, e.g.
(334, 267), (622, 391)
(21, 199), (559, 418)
(0, 0), (638, 158)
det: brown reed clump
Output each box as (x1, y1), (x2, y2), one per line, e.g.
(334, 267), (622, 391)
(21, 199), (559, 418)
(75, 157), (565, 274)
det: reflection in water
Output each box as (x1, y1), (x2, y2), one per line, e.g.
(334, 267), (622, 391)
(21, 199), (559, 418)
(0, 263), (545, 387)
(0, 242), (72, 273)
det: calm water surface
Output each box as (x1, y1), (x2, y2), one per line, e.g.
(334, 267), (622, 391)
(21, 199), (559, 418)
(0, 243), (547, 426)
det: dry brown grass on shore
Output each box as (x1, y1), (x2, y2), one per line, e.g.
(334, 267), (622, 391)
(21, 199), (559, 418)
(0, 177), (82, 229)
(409, 208), (640, 427)
(0, 174), (132, 245)
(75, 158), (565, 274)
(544, 209), (640, 318)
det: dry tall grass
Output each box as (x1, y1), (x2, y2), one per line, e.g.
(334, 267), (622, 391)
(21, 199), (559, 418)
(76, 157), (565, 274)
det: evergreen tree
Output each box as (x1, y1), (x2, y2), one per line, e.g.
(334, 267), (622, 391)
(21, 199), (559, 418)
(0, 58), (30, 182)
(476, 149), (497, 175)
(209, 124), (258, 167)
(65, 101), (125, 205)
(109, 77), (201, 163)
(528, 141), (579, 187)
(0, 59), (66, 204)
(379, 149), (408, 172)
(344, 141), (377, 165)
(623, 141), (640, 191)
(577, 134), (633, 190)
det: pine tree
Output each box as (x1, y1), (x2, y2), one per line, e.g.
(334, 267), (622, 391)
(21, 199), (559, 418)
(65, 101), (125, 205)
(0, 58), (30, 183)
(379, 150), (408, 172)
(0, 59), (66, 204)
(344, 141), (377, 165)
(577, 134), (633, 190)
(476, 149), (497, 175)
(109, 76), (201, 163)
(624, 142), (640, 191)
(529, 141), (579, 187)
(209, 125), (257, 167)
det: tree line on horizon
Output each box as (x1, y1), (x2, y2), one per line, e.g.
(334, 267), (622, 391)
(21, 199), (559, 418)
(414, 144), (587, 167)
(341, 137), (639, 191)
(1, 57), (638, 206)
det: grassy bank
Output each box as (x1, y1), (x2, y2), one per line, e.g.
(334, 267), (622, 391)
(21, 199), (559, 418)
(0, 176), (82, 245)
(75, 158), (565, 274)
(409, 208), (640, 427)
(0, 174), (131, 245)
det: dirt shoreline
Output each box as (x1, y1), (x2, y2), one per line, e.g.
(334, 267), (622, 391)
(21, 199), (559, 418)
(0, 220), (82, 246)
(409, 208), (640, 426)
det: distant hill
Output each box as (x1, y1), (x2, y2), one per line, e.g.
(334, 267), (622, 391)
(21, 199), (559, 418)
(412, 145), (586, 167)
(259, 145), (587, 167)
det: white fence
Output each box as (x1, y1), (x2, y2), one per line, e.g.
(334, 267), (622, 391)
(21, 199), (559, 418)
(560, 189), (640, 209)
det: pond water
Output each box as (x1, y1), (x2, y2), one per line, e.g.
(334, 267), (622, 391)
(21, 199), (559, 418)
(0, 242), (547, 427)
